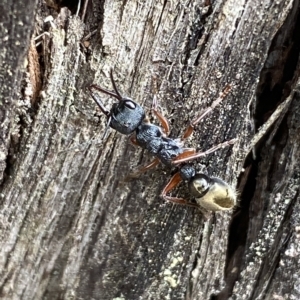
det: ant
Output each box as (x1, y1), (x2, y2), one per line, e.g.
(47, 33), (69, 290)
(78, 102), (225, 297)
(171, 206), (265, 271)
(88, 70), (237, 211)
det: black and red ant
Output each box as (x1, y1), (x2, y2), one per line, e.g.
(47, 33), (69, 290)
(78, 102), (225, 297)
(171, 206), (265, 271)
(89, 70), (237, 211)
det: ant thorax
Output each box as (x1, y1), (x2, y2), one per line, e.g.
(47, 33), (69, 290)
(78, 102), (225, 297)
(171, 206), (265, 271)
(135, 122), (184, 166)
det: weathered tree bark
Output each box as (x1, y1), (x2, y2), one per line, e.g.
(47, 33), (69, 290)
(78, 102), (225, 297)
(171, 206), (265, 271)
(1, 0), (300, 299)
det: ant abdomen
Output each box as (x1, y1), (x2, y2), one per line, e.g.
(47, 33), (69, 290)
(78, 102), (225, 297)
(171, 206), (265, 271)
(188, 174), (237, 211)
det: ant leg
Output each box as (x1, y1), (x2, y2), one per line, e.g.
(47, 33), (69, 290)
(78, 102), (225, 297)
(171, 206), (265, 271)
(161, 172), (198, 207)
(88, 86), (110, 116)
(124, 158), (160, 181)
(158, 146), (195, 164)
(152, 95), (170, 135)
(129, 135), (140, 147)
(175, 148), (197, 160)
(88, 87), (113, 139)
(173, 138), (236, 165)
(182, 84), (232, 139)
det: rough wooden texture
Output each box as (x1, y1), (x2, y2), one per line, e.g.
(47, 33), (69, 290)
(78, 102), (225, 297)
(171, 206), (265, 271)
(1, 0), (300, 299)
(0, 0), (38, 181)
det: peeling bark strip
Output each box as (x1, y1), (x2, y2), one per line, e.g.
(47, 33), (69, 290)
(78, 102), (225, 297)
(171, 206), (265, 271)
(1, 0), (300, 300)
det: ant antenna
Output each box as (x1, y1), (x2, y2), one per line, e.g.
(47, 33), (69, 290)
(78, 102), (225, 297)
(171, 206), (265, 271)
(109, 69), (122, 100)
(89, 69), (124, 101)
(88, 86), (113, 139)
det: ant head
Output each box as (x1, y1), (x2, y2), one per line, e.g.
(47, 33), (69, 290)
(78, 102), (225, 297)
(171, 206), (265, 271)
(110, 97), (145, 134)
(89, 69), (145, 135)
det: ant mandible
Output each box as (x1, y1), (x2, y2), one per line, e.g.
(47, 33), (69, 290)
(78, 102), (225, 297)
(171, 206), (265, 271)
(88, 69), (237, 211)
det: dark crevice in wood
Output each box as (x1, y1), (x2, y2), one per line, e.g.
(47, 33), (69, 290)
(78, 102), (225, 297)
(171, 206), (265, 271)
(218, 87), (298, 299)
(184, 3), (212, 67)
(214, 159), (259, 300)
(84, 1), (105, 58)
(33, 44), (45, 106)
(155, 0), (168, 36)
(0, 270), (13, 298)
(53, 0), (79, 14)
(215, 4), (300, 294)
(266, 115), (289, 192)
(120, 0), (129, 23)
(2, 139), (15, 180)
(0, 136), (9, 184)
(254, 0), (300, 131)
(188, 7), (206, 51)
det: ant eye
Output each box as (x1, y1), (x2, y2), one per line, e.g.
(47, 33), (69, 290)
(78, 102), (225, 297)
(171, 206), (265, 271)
(124, 100), (136, 109)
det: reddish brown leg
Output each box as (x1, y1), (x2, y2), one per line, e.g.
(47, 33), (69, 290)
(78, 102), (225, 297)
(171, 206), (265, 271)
(182, 84), (232, 139)
(129, 135), (140, 147)
(173, 139), (236, 165)
(152, 95), (170, 135)
(161, 172), (198, 207)
(173, 148), (196, 161)
(124, 158), (160, 181)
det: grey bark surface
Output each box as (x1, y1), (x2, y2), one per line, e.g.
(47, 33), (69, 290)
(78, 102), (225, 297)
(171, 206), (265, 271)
(0, 0), (300, 299)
